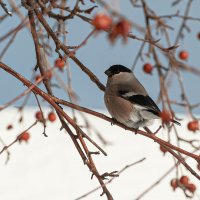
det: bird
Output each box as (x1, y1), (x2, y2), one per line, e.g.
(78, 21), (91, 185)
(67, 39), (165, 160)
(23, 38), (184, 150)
(104, 64), (180, 129)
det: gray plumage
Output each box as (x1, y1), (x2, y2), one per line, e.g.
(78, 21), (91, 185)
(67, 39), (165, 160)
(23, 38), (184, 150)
(104, 65), (180, 128)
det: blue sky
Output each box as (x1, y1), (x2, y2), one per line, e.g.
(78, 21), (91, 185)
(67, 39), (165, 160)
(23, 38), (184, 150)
(0, 0), (200, 113)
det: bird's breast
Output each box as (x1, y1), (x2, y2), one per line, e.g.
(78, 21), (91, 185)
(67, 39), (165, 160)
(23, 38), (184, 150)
(104, 94), (135, 123)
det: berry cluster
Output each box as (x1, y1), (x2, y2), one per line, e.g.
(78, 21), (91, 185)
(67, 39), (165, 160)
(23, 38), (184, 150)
(142, 49), (191, 75)
(92, 13), (131, 43)
(35, 111), (56, 123)
(170, 175), (196, 196)
(14, 111), (57, 143)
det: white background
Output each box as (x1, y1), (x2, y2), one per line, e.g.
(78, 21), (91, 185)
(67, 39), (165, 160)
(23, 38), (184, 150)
(0, 108), (199, 200)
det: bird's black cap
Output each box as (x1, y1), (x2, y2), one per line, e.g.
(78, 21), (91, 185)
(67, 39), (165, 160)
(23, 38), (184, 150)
(104, 65), (132, 77)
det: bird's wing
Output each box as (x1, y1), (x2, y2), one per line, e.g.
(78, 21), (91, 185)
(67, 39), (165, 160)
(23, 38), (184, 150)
(118, 90), (181, 126)
(118, 90), (161, 116)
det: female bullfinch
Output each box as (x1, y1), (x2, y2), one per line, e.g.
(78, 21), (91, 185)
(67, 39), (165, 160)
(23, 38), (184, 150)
(104, 65), (180, 129)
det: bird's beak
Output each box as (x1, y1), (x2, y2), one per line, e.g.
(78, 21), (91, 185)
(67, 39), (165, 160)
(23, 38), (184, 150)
(104, 69), (111, 76)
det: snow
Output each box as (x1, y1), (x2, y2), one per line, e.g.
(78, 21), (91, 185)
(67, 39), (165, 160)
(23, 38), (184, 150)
(0, 108), (199, 200)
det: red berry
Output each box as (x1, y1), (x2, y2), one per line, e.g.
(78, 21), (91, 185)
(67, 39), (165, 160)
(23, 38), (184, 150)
(180, 175), (189, 185)
(179, 50), (189, 60)
(170, 179), (178, 190)
(55, 58), (65, 70)
(35, 74), (41, 82)
(7, 124), (13, 130)
(46, 70), (52, 79)
(18, 132), (30, 142)
(186, 183), (196, 193)
(35, 71), (52, 82)
(187, 120), (199, 132)
(109, 19), (131, 43)
(93, 13), (112, 30)
(35, 111), (43, 121)
(48, 112), (56, 122)
(159, 110), (172, 124)
(115, 19), (131, 38)
(143, 63), (153, 74)
(160, 145), (167, 154)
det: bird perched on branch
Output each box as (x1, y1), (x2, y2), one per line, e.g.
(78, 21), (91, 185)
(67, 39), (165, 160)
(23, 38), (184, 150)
(104, 64), (180, 129)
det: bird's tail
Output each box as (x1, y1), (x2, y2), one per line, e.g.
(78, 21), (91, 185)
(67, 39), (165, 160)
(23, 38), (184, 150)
(171, 119), (181, 126)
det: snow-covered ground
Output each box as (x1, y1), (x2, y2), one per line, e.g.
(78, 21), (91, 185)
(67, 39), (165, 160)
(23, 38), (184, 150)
(0, 108), (199, 200)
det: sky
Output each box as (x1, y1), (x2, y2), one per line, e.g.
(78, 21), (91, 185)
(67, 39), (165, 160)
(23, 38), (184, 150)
(0, 0), (200, 113)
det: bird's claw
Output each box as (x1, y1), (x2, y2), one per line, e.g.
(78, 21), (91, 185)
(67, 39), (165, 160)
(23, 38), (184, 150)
(111, 118), (117, 126)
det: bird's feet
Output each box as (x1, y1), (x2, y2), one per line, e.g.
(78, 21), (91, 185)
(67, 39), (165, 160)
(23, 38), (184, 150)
(111, 118), (118, 126)
(144, 126), (153, 134)
(144, 126), (162, 134)
(134, 128), (139, 135)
